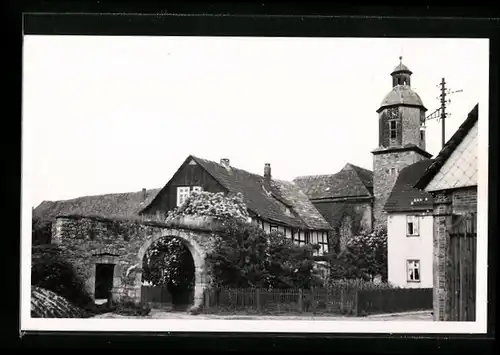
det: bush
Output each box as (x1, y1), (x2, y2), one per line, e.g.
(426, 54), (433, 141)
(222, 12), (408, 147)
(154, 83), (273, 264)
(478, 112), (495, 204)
(167, 191), (251, 222)
(31, 244), (93, 309)
(113, 300), (151, 316)
(32, 216), (52, 245)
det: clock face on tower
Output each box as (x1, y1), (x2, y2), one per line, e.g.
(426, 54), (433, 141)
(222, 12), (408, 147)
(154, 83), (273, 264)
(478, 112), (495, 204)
(387, 107), (399, 120)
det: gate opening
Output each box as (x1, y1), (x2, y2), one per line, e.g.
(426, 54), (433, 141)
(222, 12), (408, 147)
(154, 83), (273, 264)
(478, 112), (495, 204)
(141, 237), (195, 311)
(95, 263), (115, 301)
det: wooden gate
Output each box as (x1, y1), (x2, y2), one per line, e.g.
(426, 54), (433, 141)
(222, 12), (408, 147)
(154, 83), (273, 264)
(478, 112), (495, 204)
(446, 213), (477, 321)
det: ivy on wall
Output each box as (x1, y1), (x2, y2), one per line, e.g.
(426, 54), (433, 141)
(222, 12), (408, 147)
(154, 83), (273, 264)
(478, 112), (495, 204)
(331, 202), (365, 253)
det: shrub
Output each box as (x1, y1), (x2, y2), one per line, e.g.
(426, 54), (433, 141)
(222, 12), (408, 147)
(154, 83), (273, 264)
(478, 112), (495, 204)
(32, 216), (52, 245)
(113, 299), (151, 316)
(31, 244), (93, 309)
(328, 228), (388, 282)
(167, 191), (251, 222)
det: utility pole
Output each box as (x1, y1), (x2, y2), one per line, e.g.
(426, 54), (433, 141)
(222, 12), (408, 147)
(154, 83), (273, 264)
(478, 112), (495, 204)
(439, 78), (447, 149)
(424, 77), (463, 149)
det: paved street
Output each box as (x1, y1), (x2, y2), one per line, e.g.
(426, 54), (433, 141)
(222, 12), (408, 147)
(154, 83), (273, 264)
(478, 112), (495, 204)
(93, 309), (433, 321)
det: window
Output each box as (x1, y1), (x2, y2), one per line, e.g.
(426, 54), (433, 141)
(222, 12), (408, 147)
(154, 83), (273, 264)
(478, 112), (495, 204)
(176, 186), (202, 206)
(270, 225), (278, 233)
(390, 167), (397, 176)
(420, 130), (425, 141)
(389, 120), (397, 139)
(406, 215), (420, 236)
(304, 231), (310, 245)
(317, 233), (329, 255)
(407, 260), (420, 282)
(192, 186), (202, 193)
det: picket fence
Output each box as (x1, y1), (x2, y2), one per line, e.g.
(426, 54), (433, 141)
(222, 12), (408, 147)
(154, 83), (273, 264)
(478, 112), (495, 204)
(202, 285), (433, 316)
(141, 282), (433, 316)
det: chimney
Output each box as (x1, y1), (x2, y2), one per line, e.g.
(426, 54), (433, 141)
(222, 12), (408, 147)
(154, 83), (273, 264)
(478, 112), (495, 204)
(264, 163), (271, 182)
(142, 188), (147, 201)
(220, 158), (230, 168)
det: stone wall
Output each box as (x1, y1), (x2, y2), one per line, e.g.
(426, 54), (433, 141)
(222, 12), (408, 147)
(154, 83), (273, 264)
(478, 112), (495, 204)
(399, 106), (425, 149)
(52, 215), (218, 309)
(432, 186), (477, 321)
(373, 150), (429, 231)
(312, 200), (372, 251)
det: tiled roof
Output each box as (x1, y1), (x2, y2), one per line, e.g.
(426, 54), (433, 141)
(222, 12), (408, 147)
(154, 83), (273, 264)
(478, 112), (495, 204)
(415, 104), (479, 191)
(293, 163), (373, 200)
(271, 180), (332, 230)
(188, 156), (331, 230)
(33, 188), (161, 221)
(384, 159), (434, 213)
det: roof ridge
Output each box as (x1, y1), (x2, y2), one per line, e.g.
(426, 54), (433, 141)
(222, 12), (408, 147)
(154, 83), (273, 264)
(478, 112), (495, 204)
(293, 173), (338, 180)
(346, 166), (371, 197)
(192, 155), (265, 181)
(349, 164), (373, 174)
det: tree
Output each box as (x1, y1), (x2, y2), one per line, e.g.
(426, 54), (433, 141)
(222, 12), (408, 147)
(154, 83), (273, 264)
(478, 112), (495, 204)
(328, 227), (387, 282)
(32, 215), (52, 245)
(31, 244), (94, 309)
(142, 237), (194, 289)
(207, 219), (323, 289)
(144, 190), (323, 290)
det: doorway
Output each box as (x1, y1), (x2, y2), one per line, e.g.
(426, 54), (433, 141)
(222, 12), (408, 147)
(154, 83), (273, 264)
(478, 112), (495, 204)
(94, 263), (115, 300)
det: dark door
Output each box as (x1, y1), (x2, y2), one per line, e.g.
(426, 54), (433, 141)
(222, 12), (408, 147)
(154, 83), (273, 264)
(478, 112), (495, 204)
(95, 263), (115, 300)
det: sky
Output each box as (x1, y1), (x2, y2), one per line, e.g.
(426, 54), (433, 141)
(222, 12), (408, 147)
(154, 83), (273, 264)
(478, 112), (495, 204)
(23, 36), (489, 207)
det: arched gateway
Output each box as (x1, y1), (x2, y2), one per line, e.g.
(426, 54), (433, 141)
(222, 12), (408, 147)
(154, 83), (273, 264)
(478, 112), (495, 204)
(52, 215), (218, 311)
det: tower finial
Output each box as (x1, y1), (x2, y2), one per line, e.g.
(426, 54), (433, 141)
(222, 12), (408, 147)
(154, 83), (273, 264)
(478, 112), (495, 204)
(399, 55), (403, 62)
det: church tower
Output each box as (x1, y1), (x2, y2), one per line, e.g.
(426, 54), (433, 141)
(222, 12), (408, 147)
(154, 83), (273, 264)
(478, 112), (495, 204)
(372, 57), (432, 231)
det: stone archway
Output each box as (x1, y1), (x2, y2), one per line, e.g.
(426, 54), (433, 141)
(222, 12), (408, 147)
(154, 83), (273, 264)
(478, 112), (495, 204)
(136, 228), (210, 311)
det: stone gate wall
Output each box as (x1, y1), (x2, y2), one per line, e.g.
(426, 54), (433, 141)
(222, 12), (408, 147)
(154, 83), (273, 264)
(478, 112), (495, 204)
(51, 215), (218, 309)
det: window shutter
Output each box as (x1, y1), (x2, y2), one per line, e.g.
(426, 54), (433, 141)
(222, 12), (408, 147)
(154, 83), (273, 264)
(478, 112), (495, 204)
(414, 216), (420, 235)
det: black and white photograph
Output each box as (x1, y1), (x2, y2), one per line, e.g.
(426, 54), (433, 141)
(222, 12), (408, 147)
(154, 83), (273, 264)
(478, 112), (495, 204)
(21, 26), (489, 334)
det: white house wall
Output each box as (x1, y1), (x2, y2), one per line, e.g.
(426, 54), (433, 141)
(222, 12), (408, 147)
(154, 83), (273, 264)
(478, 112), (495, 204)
(426, 121), (478, 192)
(387, 212), (433, 288)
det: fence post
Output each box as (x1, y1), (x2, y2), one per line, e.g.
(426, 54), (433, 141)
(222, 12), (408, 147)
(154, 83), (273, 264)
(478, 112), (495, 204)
(354, 291), (359, 316)
(298, 289), (303, 313)
(340, 288), (344, 313)
(256, 288), (261, 312)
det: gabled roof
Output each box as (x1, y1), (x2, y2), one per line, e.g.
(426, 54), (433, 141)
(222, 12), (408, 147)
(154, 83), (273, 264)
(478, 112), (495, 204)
(161, 155), (331, 230)
(35, 155), (332, 231)
(271, 180), (332, 230)
(414, 104), (479, 190)
(292, 163), (373, 200)
(384, 159), (434, 213)
(33, 188), (161, 221)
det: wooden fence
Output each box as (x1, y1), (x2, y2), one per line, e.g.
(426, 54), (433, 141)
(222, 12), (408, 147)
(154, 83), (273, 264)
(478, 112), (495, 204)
(357, 288), (433, 315)
(202, 285), (432, 316)
(447, 213), (477, 321)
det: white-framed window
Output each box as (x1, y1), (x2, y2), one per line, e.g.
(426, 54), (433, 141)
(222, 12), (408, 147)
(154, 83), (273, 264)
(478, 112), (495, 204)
(270, 225), (279, 233)
(406, 215), (420, 236)
(176, 186), (202, 206)
(407, 260), (420, 282)
(318, 233), (328, 255)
